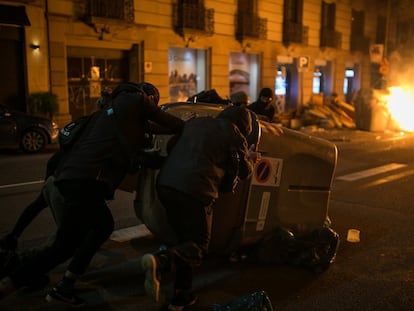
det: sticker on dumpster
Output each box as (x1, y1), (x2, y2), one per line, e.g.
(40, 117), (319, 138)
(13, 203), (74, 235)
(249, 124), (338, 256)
(252, 157), (283, 187)
(256, 192), (271, 231)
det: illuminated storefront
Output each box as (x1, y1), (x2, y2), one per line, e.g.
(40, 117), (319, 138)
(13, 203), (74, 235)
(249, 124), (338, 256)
(229, 52), (259, 101)
(168, 48), (207, 102)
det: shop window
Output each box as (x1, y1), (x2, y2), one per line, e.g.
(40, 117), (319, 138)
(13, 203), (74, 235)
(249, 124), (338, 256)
(229, 52), (258, 100)
(274, 60), (297, 112)
(343, 68), (354, 101)
(313, 68), (323, 94)
(275, 67), (287, 96)
(67, 52), (128, 119)
(67, 56), (127, 83)
(168, 47), (207, 102)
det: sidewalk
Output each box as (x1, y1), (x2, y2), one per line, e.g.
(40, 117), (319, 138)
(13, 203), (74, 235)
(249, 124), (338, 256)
(298, 126), (412, 144)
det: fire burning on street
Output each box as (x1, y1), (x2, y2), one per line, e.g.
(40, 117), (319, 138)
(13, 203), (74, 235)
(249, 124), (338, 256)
(381, 86), (414, 132)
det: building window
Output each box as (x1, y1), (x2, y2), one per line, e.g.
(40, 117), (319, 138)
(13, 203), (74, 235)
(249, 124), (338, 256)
(235, 0), (266, 41)
(283, 0), (306, 45)
(284, 0), (303, 24)
(173, 0), (214, 37)
(320, 1), (341, 48)
(86, 0), (134, 22)
(350, 9), (369, 52)
(321, 1), (335, 30)
(238, 0), (257, 14)
(376, 15), (386, 44)
(178, 0), (205, 30)
(351, 9), (364, 35)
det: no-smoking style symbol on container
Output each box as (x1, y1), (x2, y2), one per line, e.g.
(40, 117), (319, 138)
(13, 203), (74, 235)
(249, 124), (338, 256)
(254, 159), (272, 183)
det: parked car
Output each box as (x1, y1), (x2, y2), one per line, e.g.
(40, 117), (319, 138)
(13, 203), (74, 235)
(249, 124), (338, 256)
(0, 103), (59, 153)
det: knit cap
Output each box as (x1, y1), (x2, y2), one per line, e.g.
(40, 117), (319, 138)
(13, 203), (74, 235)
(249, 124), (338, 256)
(216, 106), (252, 137)
(230, 91), (248, 106)
(259, 88), (273, 98)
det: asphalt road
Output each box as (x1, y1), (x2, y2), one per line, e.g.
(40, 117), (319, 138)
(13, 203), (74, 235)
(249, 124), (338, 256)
(1, 128), (414, 310)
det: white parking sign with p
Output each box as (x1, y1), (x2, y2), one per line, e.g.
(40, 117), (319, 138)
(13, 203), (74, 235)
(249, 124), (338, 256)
(298, 56), (309, 71)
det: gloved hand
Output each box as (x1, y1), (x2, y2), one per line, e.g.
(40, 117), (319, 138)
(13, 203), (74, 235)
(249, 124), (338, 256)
(0, 233), (18, 251)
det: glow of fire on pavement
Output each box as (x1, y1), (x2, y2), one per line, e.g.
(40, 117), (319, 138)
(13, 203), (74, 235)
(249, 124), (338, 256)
(382, 86), (414, 132)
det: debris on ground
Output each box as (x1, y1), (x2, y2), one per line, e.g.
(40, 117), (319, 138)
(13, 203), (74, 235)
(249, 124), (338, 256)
(274, 93), (356, 130)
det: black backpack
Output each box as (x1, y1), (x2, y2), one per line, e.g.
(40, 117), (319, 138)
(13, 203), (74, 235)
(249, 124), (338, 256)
(211, 291), (274, 311)
(187, 89), (231, 105)
(233, 226), (340, 273)
(58, 82), (146, 151)
(58, 114), (95, 151)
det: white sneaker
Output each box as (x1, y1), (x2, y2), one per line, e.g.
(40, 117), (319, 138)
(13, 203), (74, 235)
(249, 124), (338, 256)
(141, 254), (160, 302)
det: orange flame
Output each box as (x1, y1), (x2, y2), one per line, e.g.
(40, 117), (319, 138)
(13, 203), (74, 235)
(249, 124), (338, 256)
(383, 87), (414, 132)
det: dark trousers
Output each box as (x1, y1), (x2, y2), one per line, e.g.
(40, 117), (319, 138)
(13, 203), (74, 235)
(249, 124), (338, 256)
(156, 185), (213, 291)
(10, 179), (114, 287)
(11, 193), (47, 239)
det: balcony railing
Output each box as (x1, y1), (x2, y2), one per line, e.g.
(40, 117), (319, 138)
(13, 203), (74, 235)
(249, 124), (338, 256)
(86, 0), (134, 22)
(173, 4), (214, 37)
(283, 22), (308, 46)
(350, 34), (370, 53)
(320, 28), (342, 49)
(235, 13), (267, 43)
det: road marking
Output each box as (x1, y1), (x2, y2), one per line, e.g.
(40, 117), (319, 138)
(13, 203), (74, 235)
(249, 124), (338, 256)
(360, 168), (414, 189)
(336, 163), (407, 181)
(0, 180), (44, 189)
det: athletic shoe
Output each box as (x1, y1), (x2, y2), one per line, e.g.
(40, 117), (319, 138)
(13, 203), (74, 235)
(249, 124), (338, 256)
(45, 285), (86, 307)
(141, 253), (161, 302)
(168, 290), (198, 311)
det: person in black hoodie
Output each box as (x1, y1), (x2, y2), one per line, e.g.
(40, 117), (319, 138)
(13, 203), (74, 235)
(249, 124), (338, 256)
(141, 106), (259, 310)
(0, 82), (185, 306)
(0, 86), (116, 258)
(247, 87), (275, 122)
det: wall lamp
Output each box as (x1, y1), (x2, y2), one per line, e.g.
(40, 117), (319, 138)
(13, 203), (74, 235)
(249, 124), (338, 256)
(242, 42), (251, 53)
(30, 44), (40, 50)
(184, 36), (195, 48)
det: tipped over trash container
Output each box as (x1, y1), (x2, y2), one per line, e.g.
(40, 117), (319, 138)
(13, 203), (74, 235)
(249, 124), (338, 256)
(124, 101), (339, 271)
(354, 88), (390, 131)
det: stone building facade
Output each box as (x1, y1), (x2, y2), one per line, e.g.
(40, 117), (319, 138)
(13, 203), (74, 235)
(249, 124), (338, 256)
(0, 0), (399, 125)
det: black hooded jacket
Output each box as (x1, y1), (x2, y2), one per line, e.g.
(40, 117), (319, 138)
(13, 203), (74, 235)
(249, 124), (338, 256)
(55, 90), (184, 197)
(157, 106), (253, 204)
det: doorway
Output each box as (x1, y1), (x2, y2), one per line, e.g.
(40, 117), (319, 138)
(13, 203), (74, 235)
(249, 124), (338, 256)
(66, 45), (142, 120)
(275, 62), (298, 113)
(0, 26), (27, 111)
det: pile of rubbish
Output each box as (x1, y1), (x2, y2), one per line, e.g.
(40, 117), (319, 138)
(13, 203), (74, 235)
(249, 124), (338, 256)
(291, 93), (356, 129)
(186, 89), (359, 130)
